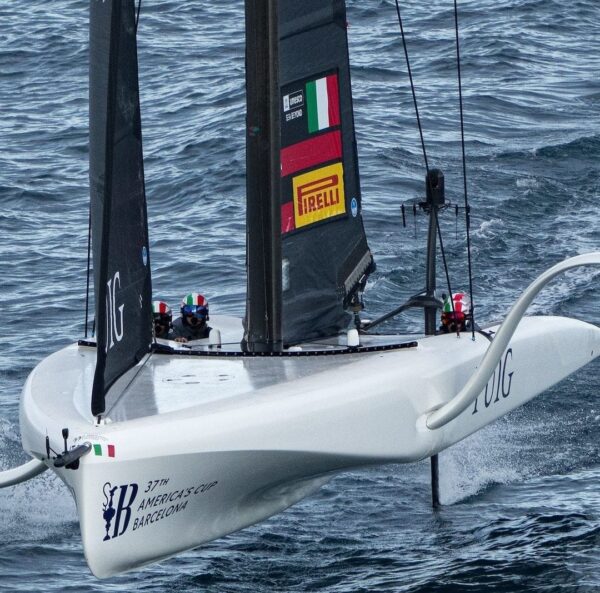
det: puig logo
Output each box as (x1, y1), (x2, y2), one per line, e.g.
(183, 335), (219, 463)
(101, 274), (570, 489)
(472, 348), (515, 414)
(105, 271), (125, 352)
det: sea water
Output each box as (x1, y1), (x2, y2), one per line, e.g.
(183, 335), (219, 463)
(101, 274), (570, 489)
(0, 1), (599, 591)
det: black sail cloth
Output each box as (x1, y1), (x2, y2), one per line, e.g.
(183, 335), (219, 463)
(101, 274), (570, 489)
(244, 0), (375, 349)
(89, 0), (152, 416)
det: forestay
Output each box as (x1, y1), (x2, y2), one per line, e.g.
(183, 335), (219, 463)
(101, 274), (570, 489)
(89, 0), (152, 415)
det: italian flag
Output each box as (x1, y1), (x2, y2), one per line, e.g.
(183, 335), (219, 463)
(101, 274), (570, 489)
(93, 443), (115, 457)
(306, 74), (340, 133)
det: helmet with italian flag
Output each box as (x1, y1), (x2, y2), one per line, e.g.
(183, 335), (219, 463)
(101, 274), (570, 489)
(152, 300), (172, 338)
(152, 300), (172, 320)
(441, 292), (471, 329)
(181, 293), (209, 321)
(443, 292), (470, 316)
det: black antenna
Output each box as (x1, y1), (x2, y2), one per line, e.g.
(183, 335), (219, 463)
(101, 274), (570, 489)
(424, 170), (444, 335)
(62, 428), (69, 454)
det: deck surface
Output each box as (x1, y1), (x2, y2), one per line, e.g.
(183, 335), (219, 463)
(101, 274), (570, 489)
(101, 316), (421, 422)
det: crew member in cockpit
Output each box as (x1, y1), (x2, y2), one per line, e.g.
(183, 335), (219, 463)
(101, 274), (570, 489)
(152, 300), (174, 340)
(172, 293), (212, 342)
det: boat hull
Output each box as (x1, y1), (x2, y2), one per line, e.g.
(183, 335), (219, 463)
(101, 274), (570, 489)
(69, 450), (339, 577)
(19, 315), (600, 577)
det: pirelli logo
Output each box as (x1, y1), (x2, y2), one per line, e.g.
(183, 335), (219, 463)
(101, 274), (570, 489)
(292, 163), (346, 228)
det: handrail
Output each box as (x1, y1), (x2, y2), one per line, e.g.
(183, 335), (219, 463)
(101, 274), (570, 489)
(0, 458), (48, 488)
(426, 252), (600, 430)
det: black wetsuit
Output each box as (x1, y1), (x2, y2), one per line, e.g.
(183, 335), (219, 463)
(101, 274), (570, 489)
(172, 317), (211, 341)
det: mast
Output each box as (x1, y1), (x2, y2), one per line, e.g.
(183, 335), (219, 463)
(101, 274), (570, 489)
(424, 169), (444, 336)
(243, 0), (282, 352)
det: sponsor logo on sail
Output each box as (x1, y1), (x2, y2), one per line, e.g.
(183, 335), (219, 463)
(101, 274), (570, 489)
(292, 162), (346, 228)
(105, 271), (124, 352)
(283, 89), (303, 112)
(285, 108), (303, 122)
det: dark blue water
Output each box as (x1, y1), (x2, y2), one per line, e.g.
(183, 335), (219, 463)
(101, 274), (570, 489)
(1, 1), (599, 590)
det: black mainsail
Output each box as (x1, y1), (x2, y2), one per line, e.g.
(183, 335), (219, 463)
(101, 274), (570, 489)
(245, 0), (375, 349)
(89, 0), (152, 416)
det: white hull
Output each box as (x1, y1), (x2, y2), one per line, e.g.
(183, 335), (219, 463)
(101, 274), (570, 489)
(19, 315), (600, 577)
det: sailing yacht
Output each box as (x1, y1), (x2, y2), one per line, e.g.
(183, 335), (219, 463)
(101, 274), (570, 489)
(1, 0), (598, 578)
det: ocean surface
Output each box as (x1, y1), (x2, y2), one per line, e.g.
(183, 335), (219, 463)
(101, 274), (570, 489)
(1, 0), (599, 591)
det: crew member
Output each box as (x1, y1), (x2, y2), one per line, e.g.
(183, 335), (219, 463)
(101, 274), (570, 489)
(172, 293), (212, 342)
(440, 292), (471, 333)
(152, 300), (173, 340)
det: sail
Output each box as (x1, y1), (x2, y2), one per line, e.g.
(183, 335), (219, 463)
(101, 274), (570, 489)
(89, 0), (152, 416)
(279, 0), (375, 343)
(244, 0), (375, 349)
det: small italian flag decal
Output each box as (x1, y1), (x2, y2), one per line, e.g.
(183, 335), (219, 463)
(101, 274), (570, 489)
(93, 444), (115, 457)
(306, 74), (340, 133)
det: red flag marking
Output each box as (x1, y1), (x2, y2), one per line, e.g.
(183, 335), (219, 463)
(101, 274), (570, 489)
(326, 74), (340, 127)
(281, 201), (296, 234)
(281, 130), (342, 178)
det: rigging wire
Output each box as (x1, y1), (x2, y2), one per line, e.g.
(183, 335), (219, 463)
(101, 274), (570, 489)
(435, 216), (459, 336)
(135, 0), (142, 32)
(453, 0), (476, 338)
(394, 0), (430, 174)
(84, 206), (92, 338)
(394, 0), (456, 323)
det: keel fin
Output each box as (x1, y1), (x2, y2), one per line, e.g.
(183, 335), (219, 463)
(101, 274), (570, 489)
(431, 454), (440, 507)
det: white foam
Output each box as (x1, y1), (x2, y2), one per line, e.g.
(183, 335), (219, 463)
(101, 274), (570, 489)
(438, 420), (525, 505)
(0, 421), (77, 541)
(473, 218), (502, 239)
(0, 471), (77, 541)
(516, 176), (540, 189)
